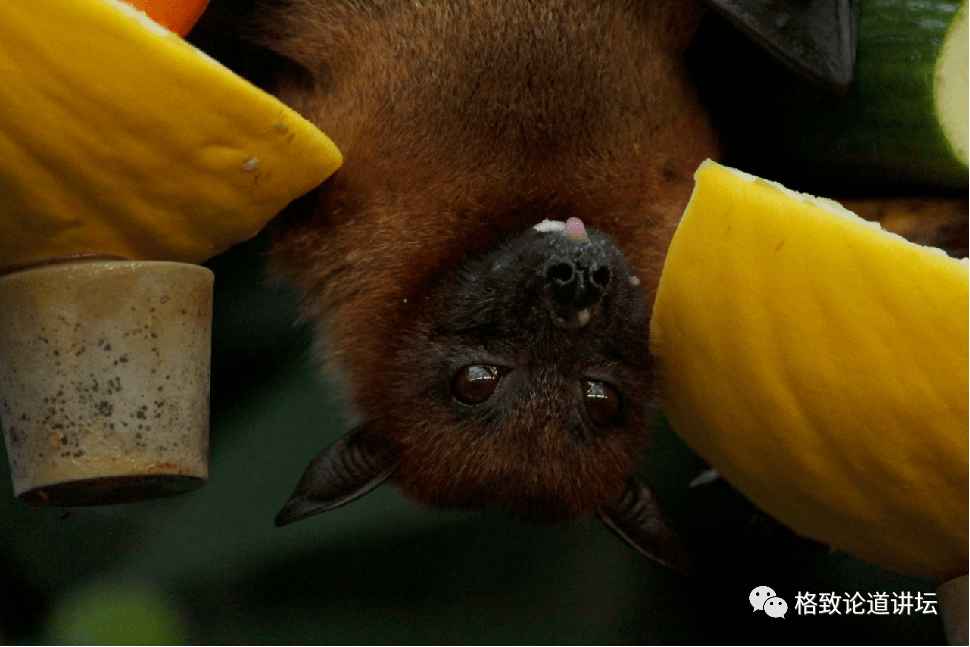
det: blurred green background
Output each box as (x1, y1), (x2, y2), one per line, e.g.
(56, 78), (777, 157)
(0, 230), (947, 644)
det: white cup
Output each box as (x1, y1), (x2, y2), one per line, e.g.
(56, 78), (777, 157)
(0, 260), (213, 505)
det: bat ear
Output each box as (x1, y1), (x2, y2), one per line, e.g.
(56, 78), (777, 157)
(598, 475), (693, 574)
(702, 0), (859, 93)
(275, 425), (396, 527)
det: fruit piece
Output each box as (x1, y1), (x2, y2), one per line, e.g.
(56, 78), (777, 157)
(123, 0), (210, 36)
(842, 197), (968, 258)
(651, 160), (968, 580)
(934, 0), (969, 167)
(0, 0), (342, 269)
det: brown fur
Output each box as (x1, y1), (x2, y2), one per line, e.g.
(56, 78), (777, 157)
(261, 0), (719, 521)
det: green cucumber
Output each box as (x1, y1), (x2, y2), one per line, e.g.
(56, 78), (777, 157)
(699, 0), (968, 192)
(935, 1), (968, 168)
(771, 0), (968, 190)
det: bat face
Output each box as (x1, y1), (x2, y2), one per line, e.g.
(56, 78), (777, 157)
(255, 0), (720, 570)
(382, 223), (653, 523)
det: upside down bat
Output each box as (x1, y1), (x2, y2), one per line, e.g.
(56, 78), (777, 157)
(193, 0), (858, 572)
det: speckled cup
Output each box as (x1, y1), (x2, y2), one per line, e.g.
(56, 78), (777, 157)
(0, 261), (213, 505)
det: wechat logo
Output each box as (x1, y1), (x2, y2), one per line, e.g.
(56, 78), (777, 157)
(750, 586), (788, 619)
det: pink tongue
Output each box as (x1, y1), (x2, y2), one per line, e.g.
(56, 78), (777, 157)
(563, 217), (588, 243)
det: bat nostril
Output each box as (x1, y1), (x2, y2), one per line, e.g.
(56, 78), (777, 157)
(546, 262), (575, 284)
(591, 266), (611, 289)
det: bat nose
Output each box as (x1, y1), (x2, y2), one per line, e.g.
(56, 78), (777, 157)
(544, 256), (613, 329)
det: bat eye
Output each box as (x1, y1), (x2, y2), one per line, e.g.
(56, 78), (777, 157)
(453, 365), (506, 405)
(584, 380), (620, 425)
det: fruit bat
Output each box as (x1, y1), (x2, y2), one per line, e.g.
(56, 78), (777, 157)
(192, 0), (858, 572)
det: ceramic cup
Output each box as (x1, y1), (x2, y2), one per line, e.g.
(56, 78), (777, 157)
(0, 260), (212, 505)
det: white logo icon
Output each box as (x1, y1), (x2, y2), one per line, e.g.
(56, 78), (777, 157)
(764, 596), (788, 618)
(749, 586), (776, 611)
(750, 586), (787, 619)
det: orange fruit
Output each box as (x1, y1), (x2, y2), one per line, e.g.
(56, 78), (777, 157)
(123, 0), (210, 36)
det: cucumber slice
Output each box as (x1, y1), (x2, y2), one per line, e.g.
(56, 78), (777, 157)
(776, 0), (969, 190)
(699, 0), (969, 192)
(935, 1), (969, 167)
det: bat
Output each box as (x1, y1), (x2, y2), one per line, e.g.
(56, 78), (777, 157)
(192, 0), (858, 572)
